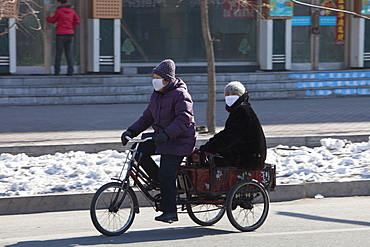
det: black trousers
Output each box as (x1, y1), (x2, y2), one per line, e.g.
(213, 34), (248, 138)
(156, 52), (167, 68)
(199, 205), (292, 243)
(55, 34), (74, 75)
(137, 141), (184, 213)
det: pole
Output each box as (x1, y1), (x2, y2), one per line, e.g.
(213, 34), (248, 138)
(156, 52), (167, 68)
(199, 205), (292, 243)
(44, 0), (51, 74)
(79, 0), (88, 74)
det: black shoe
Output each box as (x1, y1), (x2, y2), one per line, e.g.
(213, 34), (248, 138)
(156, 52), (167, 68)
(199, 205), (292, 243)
(66, 73), (73, 76)
(155, 212), (178, 223)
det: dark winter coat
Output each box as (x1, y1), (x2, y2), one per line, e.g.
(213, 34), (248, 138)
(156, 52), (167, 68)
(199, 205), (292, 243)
(128, 78), (196, 156)
(46, 4), (80, 35)
(201, 93), (266, 170)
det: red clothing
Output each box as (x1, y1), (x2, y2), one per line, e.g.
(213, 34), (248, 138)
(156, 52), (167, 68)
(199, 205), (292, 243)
(46, 4), (80, 35)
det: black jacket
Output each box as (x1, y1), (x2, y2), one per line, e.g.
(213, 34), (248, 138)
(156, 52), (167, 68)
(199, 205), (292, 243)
(201, 93), (266, 169)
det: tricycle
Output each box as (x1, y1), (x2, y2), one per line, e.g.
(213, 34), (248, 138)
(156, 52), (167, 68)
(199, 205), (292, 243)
(90, 137), (276, 236)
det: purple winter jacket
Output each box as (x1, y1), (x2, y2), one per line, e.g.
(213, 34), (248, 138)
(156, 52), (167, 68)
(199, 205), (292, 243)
(128, 78), (196, 156)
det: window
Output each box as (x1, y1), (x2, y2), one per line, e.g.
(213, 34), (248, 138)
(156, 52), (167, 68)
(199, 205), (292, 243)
(121, 0), (257, 63)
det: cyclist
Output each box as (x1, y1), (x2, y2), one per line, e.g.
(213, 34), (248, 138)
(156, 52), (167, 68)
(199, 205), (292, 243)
(121, 59), (196, 223)
(199, 81), (266, 169)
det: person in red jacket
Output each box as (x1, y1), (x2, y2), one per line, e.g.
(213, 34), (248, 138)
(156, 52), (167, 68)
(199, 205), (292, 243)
(46, 0), (80, 76)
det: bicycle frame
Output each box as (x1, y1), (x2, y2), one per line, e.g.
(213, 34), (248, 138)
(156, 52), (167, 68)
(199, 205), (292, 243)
(111, 137), (162, 209)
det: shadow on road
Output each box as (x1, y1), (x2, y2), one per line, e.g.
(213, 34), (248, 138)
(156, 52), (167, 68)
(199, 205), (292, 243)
(277, 211), (370, 227)
(5, 226), (236, 247)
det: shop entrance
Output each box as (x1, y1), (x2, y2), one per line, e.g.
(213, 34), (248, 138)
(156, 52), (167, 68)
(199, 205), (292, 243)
(291, 0), (346, 70)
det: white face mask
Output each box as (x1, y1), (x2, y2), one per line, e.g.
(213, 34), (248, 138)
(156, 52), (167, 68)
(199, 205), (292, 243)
(152, 79), (165, 91)
(225, 95), (239, 107)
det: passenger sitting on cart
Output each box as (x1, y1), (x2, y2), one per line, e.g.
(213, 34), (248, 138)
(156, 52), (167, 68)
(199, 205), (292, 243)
(198, 81), (266, 170)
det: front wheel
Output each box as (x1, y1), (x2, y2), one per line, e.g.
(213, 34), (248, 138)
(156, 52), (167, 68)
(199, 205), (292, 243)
(187, 203), (225, 226)
(90, 182), (137, 236)
(226, 179), (269, 232)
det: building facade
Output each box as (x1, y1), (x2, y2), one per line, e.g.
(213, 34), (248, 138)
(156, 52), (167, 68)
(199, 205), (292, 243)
(0, 0), (369, 74)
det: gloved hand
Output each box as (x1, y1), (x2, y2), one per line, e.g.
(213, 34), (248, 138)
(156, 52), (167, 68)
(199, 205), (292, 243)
(121, 130), (135, 146)
(154, 132), (169, 146)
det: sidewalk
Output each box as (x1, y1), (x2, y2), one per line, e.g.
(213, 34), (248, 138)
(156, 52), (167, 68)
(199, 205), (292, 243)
(1, 97), (369, 155)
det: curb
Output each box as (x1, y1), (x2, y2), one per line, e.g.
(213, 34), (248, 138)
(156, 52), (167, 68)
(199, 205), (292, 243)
(1, 180), (369, 215)
(1, 134), (369, 156)
(269, 180), (370, 201)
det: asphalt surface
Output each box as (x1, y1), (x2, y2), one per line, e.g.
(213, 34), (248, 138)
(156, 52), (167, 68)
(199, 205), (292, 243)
(1, 196), (370, 247)
(0, 97), (369, 153)
(1, 97), (369, 132)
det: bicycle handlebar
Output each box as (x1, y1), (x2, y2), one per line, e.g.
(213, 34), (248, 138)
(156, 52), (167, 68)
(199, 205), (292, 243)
(125, 136), (153, 143)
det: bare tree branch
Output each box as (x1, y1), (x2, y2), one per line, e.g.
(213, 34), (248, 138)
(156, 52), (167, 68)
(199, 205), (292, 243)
(0, 0), (42, 36)
(291, 0), (370, 20)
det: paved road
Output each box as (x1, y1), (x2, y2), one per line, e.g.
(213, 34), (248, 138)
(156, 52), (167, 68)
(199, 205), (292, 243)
(1, 196), (370, 247)
(1, 97), (369, 133)
(0, 97), (369, 154)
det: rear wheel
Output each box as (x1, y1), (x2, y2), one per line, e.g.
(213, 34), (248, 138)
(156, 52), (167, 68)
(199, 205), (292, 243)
(90, 182), (137, 236)
(226, 179), (269, 231)
(187, 203), (225, 226)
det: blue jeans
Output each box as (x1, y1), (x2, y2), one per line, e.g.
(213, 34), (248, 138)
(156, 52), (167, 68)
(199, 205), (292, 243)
(55, 34), (74, 75)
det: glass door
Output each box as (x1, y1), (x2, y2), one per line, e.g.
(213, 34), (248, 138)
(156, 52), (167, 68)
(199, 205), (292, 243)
(291, 0), (346, 70)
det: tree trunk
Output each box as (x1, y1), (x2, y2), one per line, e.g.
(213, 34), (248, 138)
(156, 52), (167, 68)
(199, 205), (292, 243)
(200, 0), (216, 133)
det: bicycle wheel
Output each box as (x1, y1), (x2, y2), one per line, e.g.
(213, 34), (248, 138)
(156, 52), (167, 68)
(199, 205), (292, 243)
(186, 203), (225, 226)
(226, 179), (269, 232)
(90, 182), (137, 236)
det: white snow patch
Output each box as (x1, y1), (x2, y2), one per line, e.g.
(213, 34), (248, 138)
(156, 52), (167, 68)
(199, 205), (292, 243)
(0, 137), (369, 196)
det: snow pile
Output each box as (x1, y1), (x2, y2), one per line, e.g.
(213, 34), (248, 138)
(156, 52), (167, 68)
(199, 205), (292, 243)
(266, 137), (370, 184)
(1, 137), (370, 196)
(0, 150), (131, 196)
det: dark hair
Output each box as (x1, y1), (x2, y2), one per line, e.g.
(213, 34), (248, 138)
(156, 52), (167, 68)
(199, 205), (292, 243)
(58, 0), (67, 3)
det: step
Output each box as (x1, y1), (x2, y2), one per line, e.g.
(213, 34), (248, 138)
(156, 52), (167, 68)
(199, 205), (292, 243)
(1, 70), (370, 106)
(3, 76), (370, 94)
(1, 81), (368, 97)
(2, 87), (369, 106)
(3, 69), (370, 85)
(0, 90), (293, 106)
(1, 72), (298, 85)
